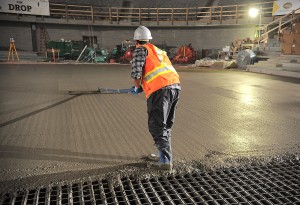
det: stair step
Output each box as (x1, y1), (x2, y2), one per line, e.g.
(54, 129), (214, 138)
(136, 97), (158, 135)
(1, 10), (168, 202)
(263, 47), (282, 53)
(250, 65), (300, 72)
(257, 61), (300, 67)
(247, 66), (300, 78)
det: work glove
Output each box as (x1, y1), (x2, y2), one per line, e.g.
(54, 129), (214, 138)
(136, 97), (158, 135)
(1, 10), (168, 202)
(130, 86), (143, 94)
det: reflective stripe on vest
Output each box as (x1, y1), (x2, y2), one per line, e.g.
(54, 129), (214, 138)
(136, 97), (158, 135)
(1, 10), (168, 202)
(144, 63), (177, 83)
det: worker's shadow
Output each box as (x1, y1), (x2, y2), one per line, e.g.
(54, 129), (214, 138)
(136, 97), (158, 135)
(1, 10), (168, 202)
(0, 148), (147, 193)
(0, 94), (79, 128)
(0, 145), (147, 167)
(0, 144), (148, 191)
(0, 93), (148, 170)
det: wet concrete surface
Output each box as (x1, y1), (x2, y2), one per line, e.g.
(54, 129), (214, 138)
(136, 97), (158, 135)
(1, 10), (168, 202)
(0, 63), (299, 193)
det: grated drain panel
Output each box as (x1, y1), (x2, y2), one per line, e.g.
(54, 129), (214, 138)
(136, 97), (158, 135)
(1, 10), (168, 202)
(1, 160), (300, 205)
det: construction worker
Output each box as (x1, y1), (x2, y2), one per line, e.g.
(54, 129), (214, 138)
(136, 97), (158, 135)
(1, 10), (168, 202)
(130, 26), (181, 170)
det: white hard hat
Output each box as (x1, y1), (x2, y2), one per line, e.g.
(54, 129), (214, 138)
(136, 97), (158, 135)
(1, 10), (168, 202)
(133, 26), (152, 41)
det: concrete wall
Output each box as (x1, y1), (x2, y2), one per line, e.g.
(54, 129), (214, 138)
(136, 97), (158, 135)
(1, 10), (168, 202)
(0, 22), (257, 52)
(39, 24), (257, 51)
(151, 26), (256, 50)
(0, 21), (32, 51)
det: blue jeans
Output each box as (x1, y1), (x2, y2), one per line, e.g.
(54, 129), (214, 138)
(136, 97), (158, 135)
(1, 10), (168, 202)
(147, 87), (180, 163)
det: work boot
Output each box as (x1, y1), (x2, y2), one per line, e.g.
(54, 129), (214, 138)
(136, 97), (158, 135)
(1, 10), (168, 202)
(148, 149), (172, 171)
(148, 161), (173, 171)
(147, 153), (159, 161)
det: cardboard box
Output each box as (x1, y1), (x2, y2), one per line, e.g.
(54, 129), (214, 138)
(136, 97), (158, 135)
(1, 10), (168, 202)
(282, 43), (292, 55)
(222, 46), (230, 52)
(235, 40), (243, 46)
(291, 49), (300, 55)
(292, 44), (300, 55)
(292, 23), (300, 33)
(281, 34), (294, 44)
(292, 34), (300, 44)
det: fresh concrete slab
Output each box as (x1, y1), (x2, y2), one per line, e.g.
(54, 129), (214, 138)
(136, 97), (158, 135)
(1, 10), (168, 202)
(0, 63), (299, 192)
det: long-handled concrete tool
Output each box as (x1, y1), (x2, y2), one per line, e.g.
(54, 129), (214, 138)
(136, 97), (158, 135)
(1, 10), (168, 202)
(68, 88), (131, 95)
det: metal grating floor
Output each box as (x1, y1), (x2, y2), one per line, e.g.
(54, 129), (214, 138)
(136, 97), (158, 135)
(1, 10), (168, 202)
(1, 159), (300, 205)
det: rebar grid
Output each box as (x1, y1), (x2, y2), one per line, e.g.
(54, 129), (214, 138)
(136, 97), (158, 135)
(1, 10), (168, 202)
(1, 160), (300, 205)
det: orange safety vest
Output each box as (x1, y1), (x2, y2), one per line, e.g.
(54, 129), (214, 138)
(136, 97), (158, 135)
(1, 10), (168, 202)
(141, 44), (180, 98)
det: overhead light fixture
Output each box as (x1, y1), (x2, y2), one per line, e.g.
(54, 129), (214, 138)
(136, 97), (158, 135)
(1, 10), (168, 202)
(249, 8), (259, 18)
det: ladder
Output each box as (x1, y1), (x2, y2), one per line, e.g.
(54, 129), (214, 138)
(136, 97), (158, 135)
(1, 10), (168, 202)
(39, 27), (49, 52)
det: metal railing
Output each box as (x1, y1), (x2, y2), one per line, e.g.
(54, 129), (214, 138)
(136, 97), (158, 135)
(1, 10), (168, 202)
(260, 8), (300, 44)
(48, 1), (274, 25)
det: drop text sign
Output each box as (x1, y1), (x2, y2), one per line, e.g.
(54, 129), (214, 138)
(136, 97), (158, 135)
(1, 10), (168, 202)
(0, 0), (50, 16)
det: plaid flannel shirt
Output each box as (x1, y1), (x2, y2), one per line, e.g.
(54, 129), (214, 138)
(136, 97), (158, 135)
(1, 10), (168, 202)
(131, 47), (147, 80)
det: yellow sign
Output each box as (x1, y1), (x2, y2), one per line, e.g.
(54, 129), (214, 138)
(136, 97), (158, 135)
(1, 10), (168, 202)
(273, 0), (300, 16)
